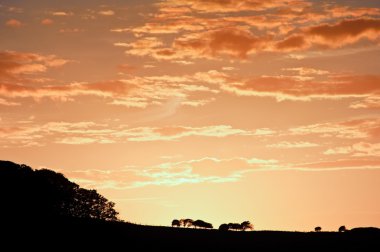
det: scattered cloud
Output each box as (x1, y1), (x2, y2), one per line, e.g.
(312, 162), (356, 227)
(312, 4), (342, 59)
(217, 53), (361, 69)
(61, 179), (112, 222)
(62, 154), (380, 189)
(275, 19), (380, 51)
(0, 98), (20, 106)
(222, 74), (380, 102)
(41, 18), (54, 25)
(0, 50), (69, 83)
(324, 142), (380, 157)
(350, 96), (380, 109)
(293, 159), (380, 171)
(160, 0), (308, 13)
(5, 19), (22, 28)
(98, 10), (115, 16)
(0, 121), (271, 147)
(174, 27), (267, 59)
(289, 118), (380, 139)
(267, 141), (319, 149)
(52, 11), (73, 16)
(62, 156), (278, 189)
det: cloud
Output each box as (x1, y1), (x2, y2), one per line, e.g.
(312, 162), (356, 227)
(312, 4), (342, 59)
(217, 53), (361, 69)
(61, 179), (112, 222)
(161, 0), (306, 13)
(267, 141), (319, 149)
(0, 121), (270, 147)
(276, 18), (380, 51)
(0, 98), (20, 106)
(350, 96), (380, 109)
(328, 6), (380, 19)
(62, 154), (380, 189)
(41, 18), (54, 25)
(98, 10), (115, 16)
(0, 80), (135, 102)
(222, 75), (380, 102)
(282, 67), (329, 76)
(52, 11), (73, 16)
(62, 156), (278, 189)
(174, 27), (267, 59)
(0, 58), (219, 108)
(293, 159), (380, 171)
(289, 118), (380, 139)
(0, 51), (69, 83)
(324, 142), (380, 157)
(5, 19), (22, 28)
(116, 27), (267, 60)
(56, 137), (114, 145)
(115, 37), (164, 57)
(181, 98), (215, 107)
(116, 125), (254, 142)
(7, 7), (23, 13)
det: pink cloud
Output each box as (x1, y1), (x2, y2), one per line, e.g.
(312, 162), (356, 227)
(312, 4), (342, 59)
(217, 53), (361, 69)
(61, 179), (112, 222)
(174, 27), (267, 59)
(162, 0), (307, 13)
(324, 142), (380, 157)
(222, 75), (380, 102)
(98, 10), (115, 16)
(5, 19), (22, 28)
(276, 18), (380, 51)
(41, 18), (54, 25)
(294, 159), (380, 170)
(289, 118), (380, 139)
(0, 51), (69, 82)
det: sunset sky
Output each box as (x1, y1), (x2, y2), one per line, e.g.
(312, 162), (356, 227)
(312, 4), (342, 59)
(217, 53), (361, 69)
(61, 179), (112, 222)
(1, 0), (380, 231)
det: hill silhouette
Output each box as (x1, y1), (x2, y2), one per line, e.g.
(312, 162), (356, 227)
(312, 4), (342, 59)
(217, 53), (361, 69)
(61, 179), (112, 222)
(0, 160), (118, 221)
(1, 160), (379, 251)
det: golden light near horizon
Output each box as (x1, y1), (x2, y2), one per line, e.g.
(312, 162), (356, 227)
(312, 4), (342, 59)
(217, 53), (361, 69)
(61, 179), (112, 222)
(1, 0), (380, 231)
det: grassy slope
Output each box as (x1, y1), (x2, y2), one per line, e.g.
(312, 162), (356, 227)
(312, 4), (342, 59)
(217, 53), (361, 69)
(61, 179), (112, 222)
(4, 218), (379, 251)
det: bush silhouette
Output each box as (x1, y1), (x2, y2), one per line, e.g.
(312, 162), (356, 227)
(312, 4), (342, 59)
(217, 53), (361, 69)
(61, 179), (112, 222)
(180, 218), (194, 227)
(0, 160), (118, 221)
(193, 219), (213, 229)
(219, 223), (229, 231)
(228, 223), (243, 231)
(315, 226), (322, 232)
(339, 225), (347, 232)
(241, 221), (254, 231)
(172, 219), (180, 227)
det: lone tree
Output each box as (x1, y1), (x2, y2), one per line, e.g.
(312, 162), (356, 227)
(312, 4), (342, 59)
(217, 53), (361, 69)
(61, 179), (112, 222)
(339, 225), (347, 232)
(315, 226), (322, 232)
(0, 161), (118, 221)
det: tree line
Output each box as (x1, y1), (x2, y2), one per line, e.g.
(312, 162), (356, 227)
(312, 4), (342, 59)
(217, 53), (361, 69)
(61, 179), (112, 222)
(315, 226), (347, 232)
(172, 218), (253, 231)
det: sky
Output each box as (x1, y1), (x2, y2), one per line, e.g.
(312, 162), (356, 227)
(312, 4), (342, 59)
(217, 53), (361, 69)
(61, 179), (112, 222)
(1, 0), (380, 231)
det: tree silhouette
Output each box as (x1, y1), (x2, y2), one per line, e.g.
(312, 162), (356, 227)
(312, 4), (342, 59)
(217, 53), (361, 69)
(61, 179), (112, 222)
(193, 220), (213, 229)
(180, 218), (194, 227)
(315, 226), (322, 232)
(172, 219), (180, 227)
(339, 225), (347, 232)
(241, 221), (254, 231)
(219, 223), (229, 231)
(228, 223), (243, 231)
(0, 161), (118, 221)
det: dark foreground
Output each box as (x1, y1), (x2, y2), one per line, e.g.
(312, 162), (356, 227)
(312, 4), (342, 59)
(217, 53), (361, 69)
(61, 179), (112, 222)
(3, 218), (380, 251)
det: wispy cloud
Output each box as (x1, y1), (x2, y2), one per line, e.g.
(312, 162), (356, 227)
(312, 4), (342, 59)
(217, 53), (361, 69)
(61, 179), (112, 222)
(5, 19), (23, 28)
(324, 142), (380, 157)
(267, 141), (319, 149)
(0, 121), (273, 147)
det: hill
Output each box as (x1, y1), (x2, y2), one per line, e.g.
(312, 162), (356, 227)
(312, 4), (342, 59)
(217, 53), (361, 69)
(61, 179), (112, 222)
(1, 160), (379, 250)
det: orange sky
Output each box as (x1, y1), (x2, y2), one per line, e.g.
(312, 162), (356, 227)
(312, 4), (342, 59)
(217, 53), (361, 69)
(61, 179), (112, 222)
(1, 0), (380, 231)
